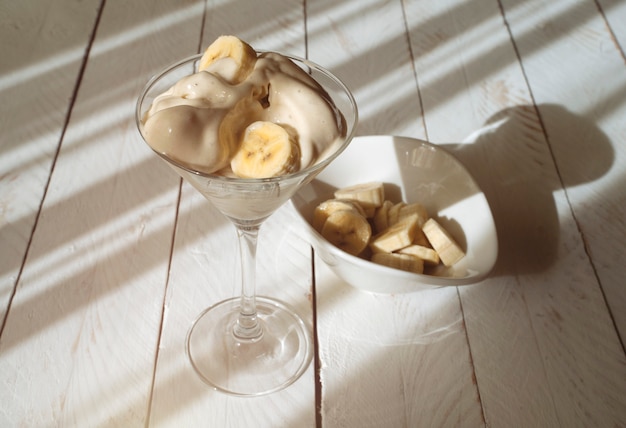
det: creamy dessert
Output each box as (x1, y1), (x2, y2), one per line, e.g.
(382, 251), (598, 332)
(141, 36), (345, 178)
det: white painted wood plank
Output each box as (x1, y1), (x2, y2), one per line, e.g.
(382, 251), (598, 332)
(0, 0), (191, 425)
(497, 0), (626, 424)
(306, 0), (427, 139)
(2, 1), (623, 427)
(307, 0), (483, 426)
(597, 0), (626, 54)
(148, 1), (317, 426)
(315, 262), (483, 427)
(406, 0), (558, 425)
(0, 0), (100, 329)
(150, 188), (316, 427)
(405, 0), (626, 426)
(503, 0), (626, 344)
(201, 0), (308, 56)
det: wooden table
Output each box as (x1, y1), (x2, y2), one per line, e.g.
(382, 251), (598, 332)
(2, 0), (625, 426)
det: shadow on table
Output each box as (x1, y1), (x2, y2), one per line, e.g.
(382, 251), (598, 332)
(443, 103), (614, 279)
(313, 103), (616, 426)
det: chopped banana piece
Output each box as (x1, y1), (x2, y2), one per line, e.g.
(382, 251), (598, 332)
(398, 202), (429, 228)
(230, 121), (300, 178)
(313, 199), (366, 232)
(198, 35), (257, 83)
(360, 205), (376, 218)
(370, 214), (418, 253)
(334, 182), (385, 211)
(373, 200), (393, 234)
(398, 244), (440, 265)
(321, 210), (372, 256)
(387, 202), (406, 226)
(372, 253), (424, 274)
(413, 227), (430, 247)
(422, 218), (465, 266)
(312, 181), (467, 275)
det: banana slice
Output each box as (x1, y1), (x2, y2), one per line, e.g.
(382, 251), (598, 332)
(230, 121), (300, 179)
(413, 227), (431, 247)
(398, 202), (429, 228)
(321, 210), (372, 256)
(199, 35), (257, 84)
(370, 214), (418, 253)
(313, 199), (366, 232)
(398, 244), (440, 265)
(334, 182), (385, 215)
(373, 200), (393, 234)
(372, 253), (424, 274)
(311, 179), (469, 273)
(387, 202), (406, 226)
(422, 218), (465, 266)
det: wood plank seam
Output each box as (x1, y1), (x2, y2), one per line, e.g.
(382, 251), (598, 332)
(594, 0), (626, 62)
(456, 287), (487, 426)
(399, 0), (429, 141)
(498, 0), (626, 358)
(0, 0), (107, 338)
(146, 178), (183, 426)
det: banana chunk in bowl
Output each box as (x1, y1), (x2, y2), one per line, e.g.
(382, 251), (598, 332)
(290, 135), (498, 293)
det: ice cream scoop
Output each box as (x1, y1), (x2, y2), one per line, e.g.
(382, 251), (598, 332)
(141, 36), (345, 178)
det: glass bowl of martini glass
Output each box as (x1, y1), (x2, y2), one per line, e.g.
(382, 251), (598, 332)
(136, 51), (357, 396)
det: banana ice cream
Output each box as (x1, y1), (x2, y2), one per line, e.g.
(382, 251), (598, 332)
(141, 36), (346, 178)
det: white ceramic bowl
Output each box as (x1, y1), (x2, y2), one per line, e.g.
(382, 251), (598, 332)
(291, 135), (498, 293)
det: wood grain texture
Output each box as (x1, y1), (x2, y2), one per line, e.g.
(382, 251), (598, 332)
(496, 0), (626, 424)
(502, 0), (626, 346)
(0, 0), (189, 425)
(307, 0), (427, 139)
(308, 0), (482, 426)
(1, 0), (625, 426)
(315, 263), (483, 427)
(404, 0), (626, 426)
(150, 187), (315, 427)
(203, 0), (307, 56)
(597, 0), (626, 54)
(0, 0), (101, 331)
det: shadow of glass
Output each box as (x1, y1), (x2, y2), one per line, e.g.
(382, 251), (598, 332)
(443, 103), (614, 277)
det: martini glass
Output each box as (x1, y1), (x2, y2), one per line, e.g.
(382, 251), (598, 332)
(136, 52), (357, 396)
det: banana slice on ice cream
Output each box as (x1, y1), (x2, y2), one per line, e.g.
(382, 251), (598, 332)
(230, 121), (300, 178)
(199, 35), (257, 84)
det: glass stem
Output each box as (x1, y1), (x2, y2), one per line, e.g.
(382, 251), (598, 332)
(233, 224), (263, 342)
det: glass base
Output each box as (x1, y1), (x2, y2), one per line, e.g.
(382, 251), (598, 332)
(186, 296), (313, 396)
